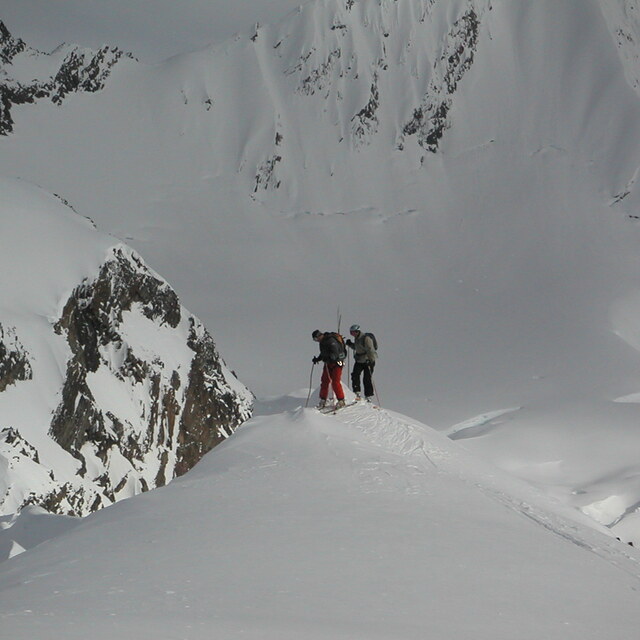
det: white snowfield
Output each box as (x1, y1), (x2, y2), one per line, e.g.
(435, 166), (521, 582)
(3, 0), (640, 634)
(0, 395), (638, 640)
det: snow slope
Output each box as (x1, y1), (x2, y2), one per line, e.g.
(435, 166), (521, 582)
(6, 0), (640, 419)
(0, 0), (308, 62)
(0, 399), (638, 639)
(3, 0), (640, 556)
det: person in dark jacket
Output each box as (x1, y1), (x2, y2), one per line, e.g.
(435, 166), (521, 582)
(345, 324), (377, 402)
(312, 329), (345, 409)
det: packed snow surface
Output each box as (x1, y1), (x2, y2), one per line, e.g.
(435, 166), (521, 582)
(1, 397), (638, 639)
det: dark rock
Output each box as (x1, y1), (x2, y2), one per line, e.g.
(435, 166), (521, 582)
(0, 325), (32, 392)
(0, 21), (131, 135)
(37, 245), (253, 516)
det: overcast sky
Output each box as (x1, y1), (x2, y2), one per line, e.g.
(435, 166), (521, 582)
(1, 0), (308, 62)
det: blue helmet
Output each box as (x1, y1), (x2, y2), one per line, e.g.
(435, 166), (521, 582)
(349, 324), (360, 333)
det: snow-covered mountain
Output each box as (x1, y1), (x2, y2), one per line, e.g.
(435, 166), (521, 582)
(2, 0), (640, 590)
(0, 21), (133, 135)
(2, 1), (640, 636)
(0, 0), (307, 63)
(0, 177), (252, 517)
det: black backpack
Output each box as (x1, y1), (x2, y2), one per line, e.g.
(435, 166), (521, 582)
(331, 332), (348, 361)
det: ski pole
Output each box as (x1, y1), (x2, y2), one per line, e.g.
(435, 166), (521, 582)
(305, 361), (316, 408)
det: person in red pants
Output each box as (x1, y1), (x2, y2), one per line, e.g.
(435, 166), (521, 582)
(312, 329), (346, 409)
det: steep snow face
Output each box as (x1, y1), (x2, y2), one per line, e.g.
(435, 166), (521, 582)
(0, 178), (253, 516)
(599, 0), (640, 96)
(0, 0), (308, 62)
(174, 0), (488, 206)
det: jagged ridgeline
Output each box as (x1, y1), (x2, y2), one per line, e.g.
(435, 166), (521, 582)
(0, 179), (253, 517)
(0, 20), (133, 135)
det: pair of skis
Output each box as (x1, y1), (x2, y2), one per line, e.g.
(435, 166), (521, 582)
(317, 400), (358, 414)
(317, 399), (378, 415)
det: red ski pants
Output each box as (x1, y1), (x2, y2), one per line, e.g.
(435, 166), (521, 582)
(320, 362), (344, 401)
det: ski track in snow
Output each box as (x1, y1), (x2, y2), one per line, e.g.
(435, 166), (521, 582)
(320, 402), (640, 583)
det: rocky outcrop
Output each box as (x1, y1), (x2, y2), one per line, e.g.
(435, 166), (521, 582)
(0, 325), (32, 393)
(0, 244), (253, 517)
(399, 7), (480, 153)
(0, 21), (25, 64)
(0, 20), (131, 135)
(351, 71), (380, 146)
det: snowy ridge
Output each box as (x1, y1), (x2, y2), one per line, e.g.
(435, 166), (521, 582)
(1, 399), (639, 639)
(0, 19), (133, 134)
(2, 0), (640, 584)
(321, 401), (640, 579)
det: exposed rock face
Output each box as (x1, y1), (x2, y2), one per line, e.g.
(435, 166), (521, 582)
(249, 0), (485, 194)
(0, 245), (253, 517)
(400, 7), (479, 153)
(0, 20), (131, 135)
(0, 22), (25, 64)
(0, 326), (32, 393)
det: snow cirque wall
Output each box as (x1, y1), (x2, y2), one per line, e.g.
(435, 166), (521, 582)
(0, 178), (253, 517)
(166, 0), (489, 206)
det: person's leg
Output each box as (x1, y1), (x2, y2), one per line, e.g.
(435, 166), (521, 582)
(363, 362), (375, 398)
(329, 363), (345, 401)
(318, 365), (330, 406)
(351, 362), (363, 395)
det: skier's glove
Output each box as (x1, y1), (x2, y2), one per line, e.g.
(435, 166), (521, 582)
(312, 356), (321, 364)
(346, 339), (354, 347)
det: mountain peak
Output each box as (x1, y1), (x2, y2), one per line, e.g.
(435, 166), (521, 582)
(0, 179), (253, 517)
(0, 20), (134, 134)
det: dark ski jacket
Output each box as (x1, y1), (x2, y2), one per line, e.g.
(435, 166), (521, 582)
(318, 333), (345, 364)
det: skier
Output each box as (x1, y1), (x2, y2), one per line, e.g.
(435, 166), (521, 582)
(345, 324), (377, 402)
(311, 329), (346, 409)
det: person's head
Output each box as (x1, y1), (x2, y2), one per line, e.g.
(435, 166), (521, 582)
(312, 329), (323, 342)
(349, 324), (361, 337)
